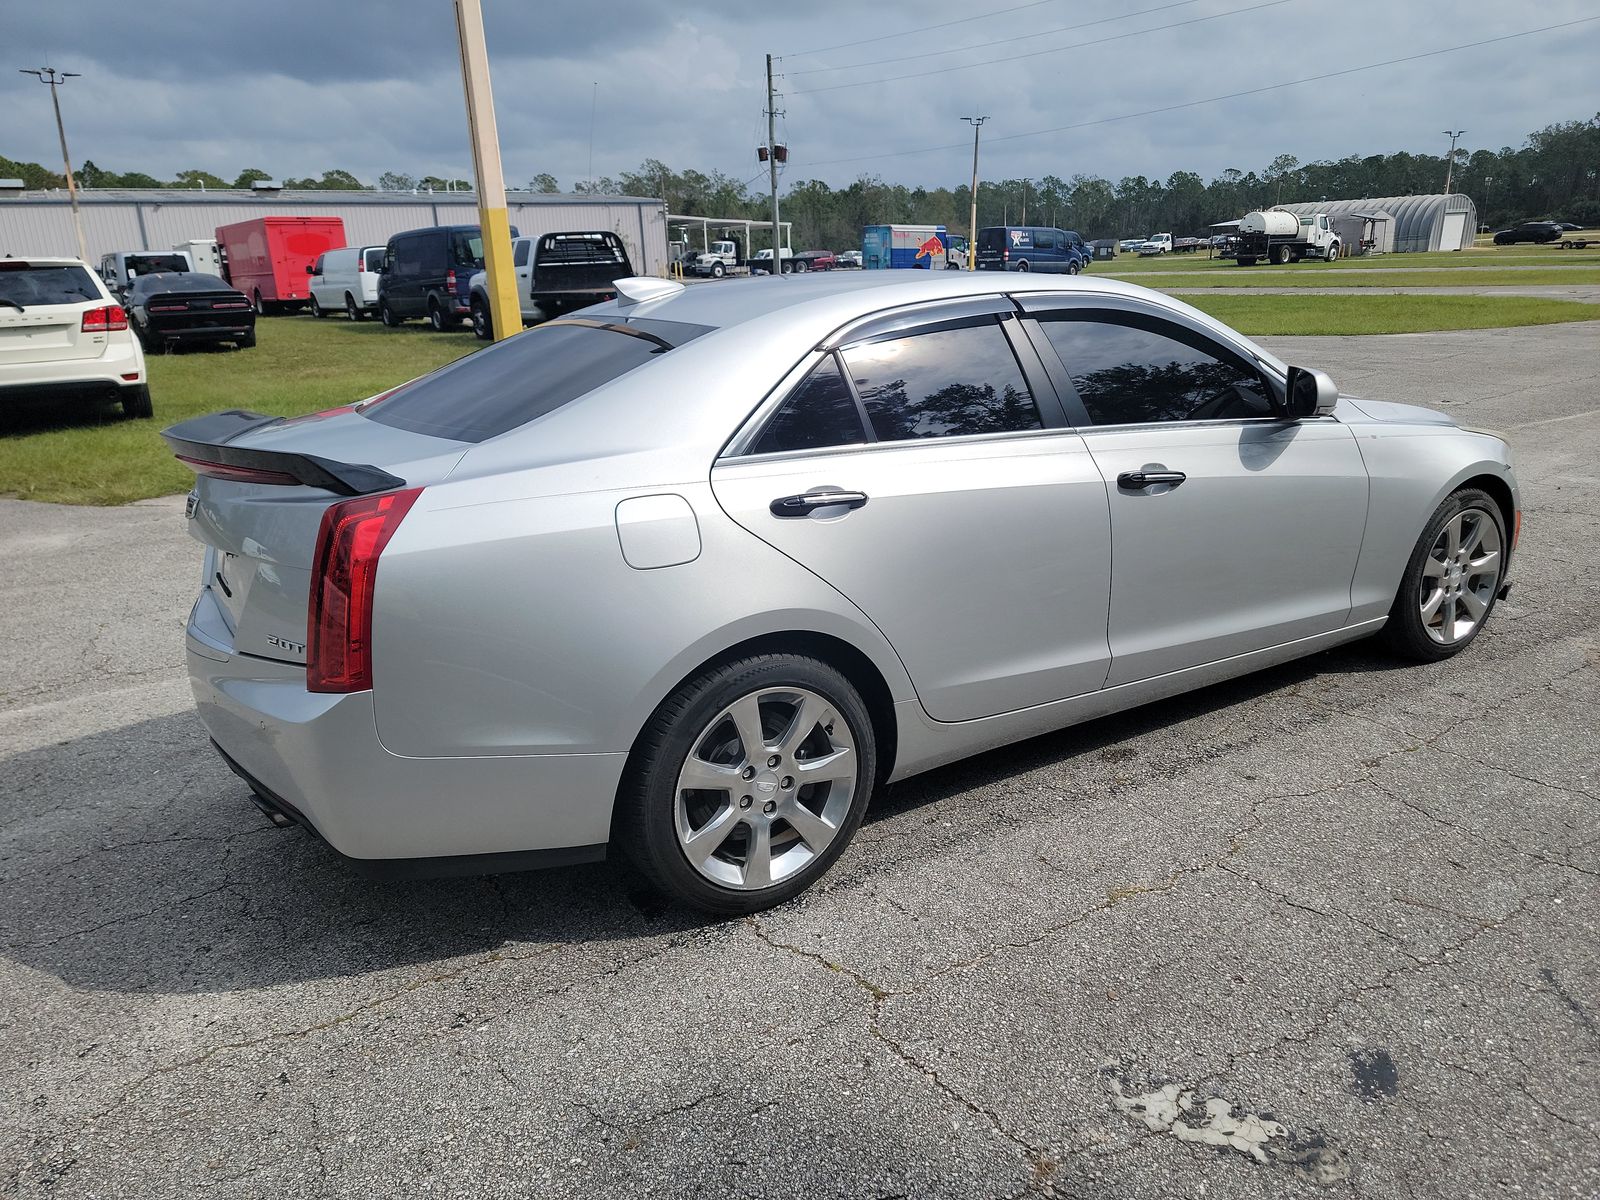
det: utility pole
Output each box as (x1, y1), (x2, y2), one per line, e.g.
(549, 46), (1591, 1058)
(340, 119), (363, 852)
(20, 67), (88, 263)
(452, 0), (520, 341)
(962, 116), (986, 270)
(1442, 129), (1465, 195)
(766, 54), (783, 270)
(1021, 179), (1029, 225)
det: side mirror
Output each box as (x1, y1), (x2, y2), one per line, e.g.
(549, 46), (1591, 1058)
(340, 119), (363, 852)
(1285, 365), (1338, 418)
(305, 264), (315, 275)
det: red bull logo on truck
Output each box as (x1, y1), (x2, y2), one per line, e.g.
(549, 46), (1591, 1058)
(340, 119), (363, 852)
(861, 225), (950, 269)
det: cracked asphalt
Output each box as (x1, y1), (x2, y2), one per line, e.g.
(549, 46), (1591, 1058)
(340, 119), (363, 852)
(3, 320), (1597, 1198)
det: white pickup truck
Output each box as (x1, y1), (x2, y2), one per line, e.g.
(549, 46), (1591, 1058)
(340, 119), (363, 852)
(1135, 233), (1174, 256)
(467, 230), (633, 339)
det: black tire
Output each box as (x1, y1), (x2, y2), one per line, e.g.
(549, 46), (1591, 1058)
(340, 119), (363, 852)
(1326, 243), (1340, 262)
(380, 301), (402, 327)
(616, 653), (877, 915)
(1380, 487), (1506, 662)
(470, 297), (492, 341)
(309, 294), (325, 318)
(1270, 245), (1291, 265)
(237, 328), (256, 349)
(252, 290), (266, 316)
(1016, 260), (1030, 273)
(345, 293), (364, 321)
(428, 301), (452, 332)
(1066, 260), (1081, 275)
(121, 384), (153, 419)
(711, 262), (725, 279)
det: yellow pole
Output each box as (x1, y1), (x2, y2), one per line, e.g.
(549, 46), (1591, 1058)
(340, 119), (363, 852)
(454, 0), (521, 342)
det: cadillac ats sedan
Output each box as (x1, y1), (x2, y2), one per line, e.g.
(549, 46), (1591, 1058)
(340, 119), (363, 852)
(164, 272), (1518, 913)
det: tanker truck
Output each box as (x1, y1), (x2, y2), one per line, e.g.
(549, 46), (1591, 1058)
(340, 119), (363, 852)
(1234, 208), (1340, 266)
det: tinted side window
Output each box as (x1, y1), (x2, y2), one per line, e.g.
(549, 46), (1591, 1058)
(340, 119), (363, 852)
(1038, 314), (1274, 425)
(513, 240), (530, 268)
(1034, 231), (1056, 250)
(363, 247), (385, 272)
(750, 357), (866, 455)
(312, 255), (325, 275)
(842, 321), (1041, 442)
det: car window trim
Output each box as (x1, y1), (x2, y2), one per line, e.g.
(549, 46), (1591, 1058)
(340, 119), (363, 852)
(1016, 294), (1287, 426)
(819, 294), (1016, 351)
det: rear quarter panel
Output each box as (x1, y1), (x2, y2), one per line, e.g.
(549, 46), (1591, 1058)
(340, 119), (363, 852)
(369, 479), (915, 759)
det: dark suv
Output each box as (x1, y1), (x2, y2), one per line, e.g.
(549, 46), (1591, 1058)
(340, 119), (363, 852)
(378, 224), (520, 330)
(1492, 221), (1563, 245)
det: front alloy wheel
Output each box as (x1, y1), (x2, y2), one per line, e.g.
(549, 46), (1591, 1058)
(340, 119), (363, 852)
(1382, 487), (1506, 660)
(618, 655), (875, 914)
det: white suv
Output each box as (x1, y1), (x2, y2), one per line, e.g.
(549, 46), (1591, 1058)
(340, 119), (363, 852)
(1, 256), (150, 418)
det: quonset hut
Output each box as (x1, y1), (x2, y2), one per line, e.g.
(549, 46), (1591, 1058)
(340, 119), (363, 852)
(1277, 194), (1477, 253)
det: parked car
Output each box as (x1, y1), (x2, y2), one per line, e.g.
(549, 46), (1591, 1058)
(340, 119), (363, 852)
(1492, 221), (1563, 245)
(1556, 221), (1583, 232)
(836, 251), (863, 268)
(468, 231), (633, 339)
(98, 250), (192, 301)
(792, 250), (837, 272)
(1118, 238), (1145, 252)
(163, 271), (1519, 913)
(307, 246), (384, 320)
(378, 224), (518, 330)
(1, 256), (149, 418)
(216, 217), (346, 314)
(125, 272), (255, 352)
(975, 226), (1088, 273)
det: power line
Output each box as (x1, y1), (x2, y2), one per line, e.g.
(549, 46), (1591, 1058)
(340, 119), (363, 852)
(787, 0), (1080, 58)
(797, 16), (1600, 167)
(789, 0), (1200, 75)
(792, 0), (1295, 95)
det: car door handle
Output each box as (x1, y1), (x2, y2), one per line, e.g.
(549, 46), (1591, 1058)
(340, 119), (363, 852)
(1117, 470), (1186, 490)
(770, 490), (869, 517)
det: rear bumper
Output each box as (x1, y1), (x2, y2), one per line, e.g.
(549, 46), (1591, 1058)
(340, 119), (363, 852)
(0, 336), (145, 394)
(186, 588), (622, 870)
(147, 321), (253, 342)
(0, 378), (146, 405)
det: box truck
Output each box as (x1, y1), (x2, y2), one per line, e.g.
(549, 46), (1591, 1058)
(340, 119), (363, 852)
(214, 217), (347, 313)
(862, 225), (954, 269)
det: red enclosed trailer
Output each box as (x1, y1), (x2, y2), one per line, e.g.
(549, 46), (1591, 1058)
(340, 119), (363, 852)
(215, 217), (346, 314)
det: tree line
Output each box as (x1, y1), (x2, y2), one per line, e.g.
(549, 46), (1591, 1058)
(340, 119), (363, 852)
(4, 113), (1594, 246)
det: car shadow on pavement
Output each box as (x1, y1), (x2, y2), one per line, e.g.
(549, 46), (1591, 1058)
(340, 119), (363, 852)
(1, 642), (1391, 997)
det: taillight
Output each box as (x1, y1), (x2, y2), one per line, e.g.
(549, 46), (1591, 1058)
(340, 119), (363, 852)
(358, 257), (366, 273)
(82, 304), (129, 332)
(307, 488), (422, 693)
(1002, 248), (1009, 261)
(148, 303), (187, 313)
(446, 268), (457, 290)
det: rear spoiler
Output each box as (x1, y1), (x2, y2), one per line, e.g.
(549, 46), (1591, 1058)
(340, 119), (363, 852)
(160, 409), (407, 496)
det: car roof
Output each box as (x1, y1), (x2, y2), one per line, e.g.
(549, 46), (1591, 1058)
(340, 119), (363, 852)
(2, 256), (93, 268)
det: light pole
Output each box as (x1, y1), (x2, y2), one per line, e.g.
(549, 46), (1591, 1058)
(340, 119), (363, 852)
(20, 66), (89, 263)
(962, 116), (986, 271)
(1443, 129), (1465, 195)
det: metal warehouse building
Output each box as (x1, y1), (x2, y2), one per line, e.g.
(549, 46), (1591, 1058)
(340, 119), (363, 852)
(1277, 194), (1477, 253)
(0, 188), (670, 274)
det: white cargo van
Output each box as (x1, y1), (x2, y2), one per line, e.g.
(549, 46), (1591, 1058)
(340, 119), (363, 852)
(306, 246), (384, 320)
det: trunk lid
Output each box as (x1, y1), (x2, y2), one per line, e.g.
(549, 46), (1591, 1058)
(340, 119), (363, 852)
(172, 405), (467, 665)
(0, 262), (110, 365)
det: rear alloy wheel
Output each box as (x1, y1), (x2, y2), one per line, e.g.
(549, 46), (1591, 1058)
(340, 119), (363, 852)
(618, 655), (876, 914)
(345, 293), (364, 321)
(121, 385), (153, 419)
(309, 294), (325, 318)
(471, 297), (492, 340)
(1381, 487), (1506, 661)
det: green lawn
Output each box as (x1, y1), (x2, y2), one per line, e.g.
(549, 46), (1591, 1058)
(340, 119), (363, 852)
(1175, 293), (1600, 336)
(1101, 267), (1600, 288)
(1104, 244), (1600, 273)
(0, 317), (480, 506)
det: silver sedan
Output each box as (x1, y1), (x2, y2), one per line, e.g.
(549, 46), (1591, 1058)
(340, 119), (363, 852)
(164, 271), (1519, 913)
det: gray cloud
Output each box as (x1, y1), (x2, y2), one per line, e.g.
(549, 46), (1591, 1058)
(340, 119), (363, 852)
(5, 0), (1598, 193)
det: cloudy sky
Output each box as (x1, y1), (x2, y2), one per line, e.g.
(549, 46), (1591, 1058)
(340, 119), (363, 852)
(4, 0), (1597, 194)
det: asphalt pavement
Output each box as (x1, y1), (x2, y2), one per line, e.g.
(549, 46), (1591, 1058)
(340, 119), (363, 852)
(2, 320), (1597, 1199)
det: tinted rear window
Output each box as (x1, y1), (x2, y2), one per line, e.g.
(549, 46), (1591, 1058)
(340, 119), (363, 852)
(362, 317), (712, 443)
(0, 263), (102, 306)
(977, 229), (1006, 252)
(363, 247), (384, 271)
(133, 273), (235, 294)
(127, 254), (189, 275)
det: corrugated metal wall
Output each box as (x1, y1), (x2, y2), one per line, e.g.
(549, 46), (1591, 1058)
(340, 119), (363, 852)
(0, 192), (668, 274)
(1277, 194), (1477, 253)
